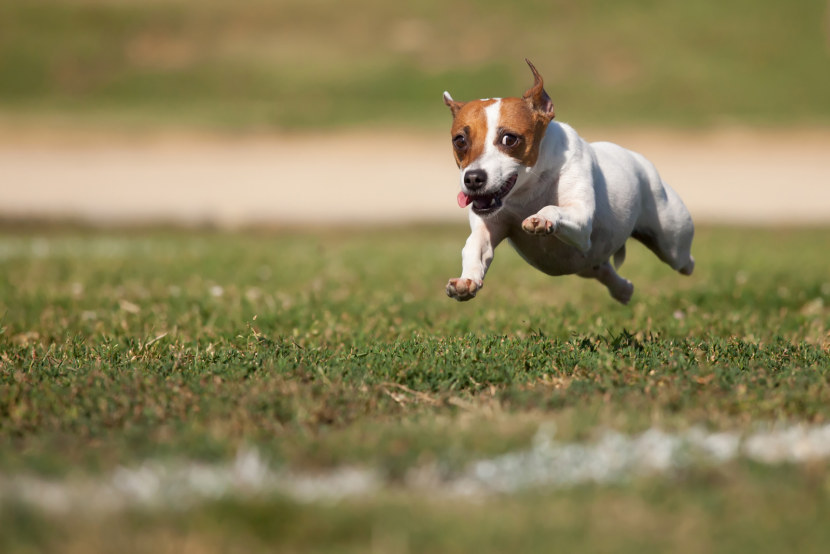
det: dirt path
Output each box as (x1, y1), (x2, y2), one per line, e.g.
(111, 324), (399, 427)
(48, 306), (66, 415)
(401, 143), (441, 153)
(1, 127), (828, 227)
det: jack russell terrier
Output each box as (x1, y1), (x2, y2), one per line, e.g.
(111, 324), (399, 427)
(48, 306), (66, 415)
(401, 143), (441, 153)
(443, 59), (695, 304)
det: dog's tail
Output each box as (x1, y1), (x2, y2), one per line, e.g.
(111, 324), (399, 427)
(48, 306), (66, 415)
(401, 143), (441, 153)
(613, 244), (626, 269)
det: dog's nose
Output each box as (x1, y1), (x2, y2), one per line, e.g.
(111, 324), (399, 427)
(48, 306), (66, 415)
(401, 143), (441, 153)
(463, 169), (488, 190)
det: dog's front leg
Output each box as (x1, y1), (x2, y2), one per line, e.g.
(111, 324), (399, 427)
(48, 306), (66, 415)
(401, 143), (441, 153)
(522, 150), (596, 252)
(522, 203), (593, 252)
(522, 147), (597, 252)
(446, 221), (505, 301)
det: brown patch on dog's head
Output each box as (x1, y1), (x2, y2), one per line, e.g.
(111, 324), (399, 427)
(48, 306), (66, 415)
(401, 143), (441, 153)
(443, 60), (555, 169)
(499, 59), (556, 167)
(444, 95), (498, 169)
(495, 97), (551, 168)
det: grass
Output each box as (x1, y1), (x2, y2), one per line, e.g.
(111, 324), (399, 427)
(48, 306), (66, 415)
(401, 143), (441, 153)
(0, 224), (829, 551)
(1, 0), (829, 130)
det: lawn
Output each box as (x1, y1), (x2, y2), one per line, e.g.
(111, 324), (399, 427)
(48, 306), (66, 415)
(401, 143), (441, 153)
(3, 0), (829, 550)
(1, 224), (829, 552)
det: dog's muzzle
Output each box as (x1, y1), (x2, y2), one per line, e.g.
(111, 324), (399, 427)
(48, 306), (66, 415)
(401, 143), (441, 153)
(457, 173), (518, 215)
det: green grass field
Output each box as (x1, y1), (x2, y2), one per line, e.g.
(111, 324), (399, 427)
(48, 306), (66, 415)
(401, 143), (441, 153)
(2, 0), (829, 130)
(3, 1), (829, 550)
(1, 224), (829, 552)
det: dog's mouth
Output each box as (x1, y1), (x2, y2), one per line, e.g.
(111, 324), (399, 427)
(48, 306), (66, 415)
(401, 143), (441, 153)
(457, 173), (518, 215)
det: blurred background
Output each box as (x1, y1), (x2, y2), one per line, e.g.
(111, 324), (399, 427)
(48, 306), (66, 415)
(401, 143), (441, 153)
(1, 0), (829, 226)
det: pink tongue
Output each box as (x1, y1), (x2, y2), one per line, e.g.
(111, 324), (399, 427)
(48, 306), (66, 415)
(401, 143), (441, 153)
(457, 191), (472, 208)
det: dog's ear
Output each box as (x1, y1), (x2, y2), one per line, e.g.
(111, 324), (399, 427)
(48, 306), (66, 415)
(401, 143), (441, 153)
(443, 91), (464, 117)
(522, 59), (555, 121)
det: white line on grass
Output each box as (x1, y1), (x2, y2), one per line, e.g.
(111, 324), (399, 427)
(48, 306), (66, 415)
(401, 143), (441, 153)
(3, 423), (830, 513)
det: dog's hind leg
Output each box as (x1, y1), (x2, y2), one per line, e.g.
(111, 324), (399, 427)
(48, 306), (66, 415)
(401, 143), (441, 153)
(631, 224), (695, 276)
(633, 181), (695, 276)
(578, 262), (634, 305)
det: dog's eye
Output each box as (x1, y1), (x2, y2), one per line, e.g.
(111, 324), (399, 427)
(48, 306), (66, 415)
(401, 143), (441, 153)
(501, 133), (520, 148)
(452, 134), (468, 150)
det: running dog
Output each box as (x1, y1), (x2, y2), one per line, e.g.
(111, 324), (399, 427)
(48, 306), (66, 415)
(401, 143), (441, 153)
(444, 59), (695, 304)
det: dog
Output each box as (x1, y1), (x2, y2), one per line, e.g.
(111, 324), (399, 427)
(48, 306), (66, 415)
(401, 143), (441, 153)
(443, 59), (695, 304)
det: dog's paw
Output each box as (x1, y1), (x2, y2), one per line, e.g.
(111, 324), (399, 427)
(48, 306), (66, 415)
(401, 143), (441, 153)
(522, 215), (557, 235)
(446, 278), (480, 301)
(611, 279), (634, 305)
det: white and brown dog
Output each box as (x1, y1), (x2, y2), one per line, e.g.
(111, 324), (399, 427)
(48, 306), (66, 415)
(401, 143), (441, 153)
(443, 59), (695, 304)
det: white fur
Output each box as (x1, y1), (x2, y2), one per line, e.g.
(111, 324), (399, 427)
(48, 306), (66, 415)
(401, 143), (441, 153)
(447, 119), (695, 304)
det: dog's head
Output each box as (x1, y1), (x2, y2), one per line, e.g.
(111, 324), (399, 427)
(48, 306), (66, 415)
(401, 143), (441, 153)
(444, 59), (555, 216)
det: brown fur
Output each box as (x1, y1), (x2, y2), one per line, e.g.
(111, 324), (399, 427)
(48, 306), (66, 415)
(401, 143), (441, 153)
(445, 60), (555, 170)
(497, 98), (551, 167)
(448, 98), (497, 168)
